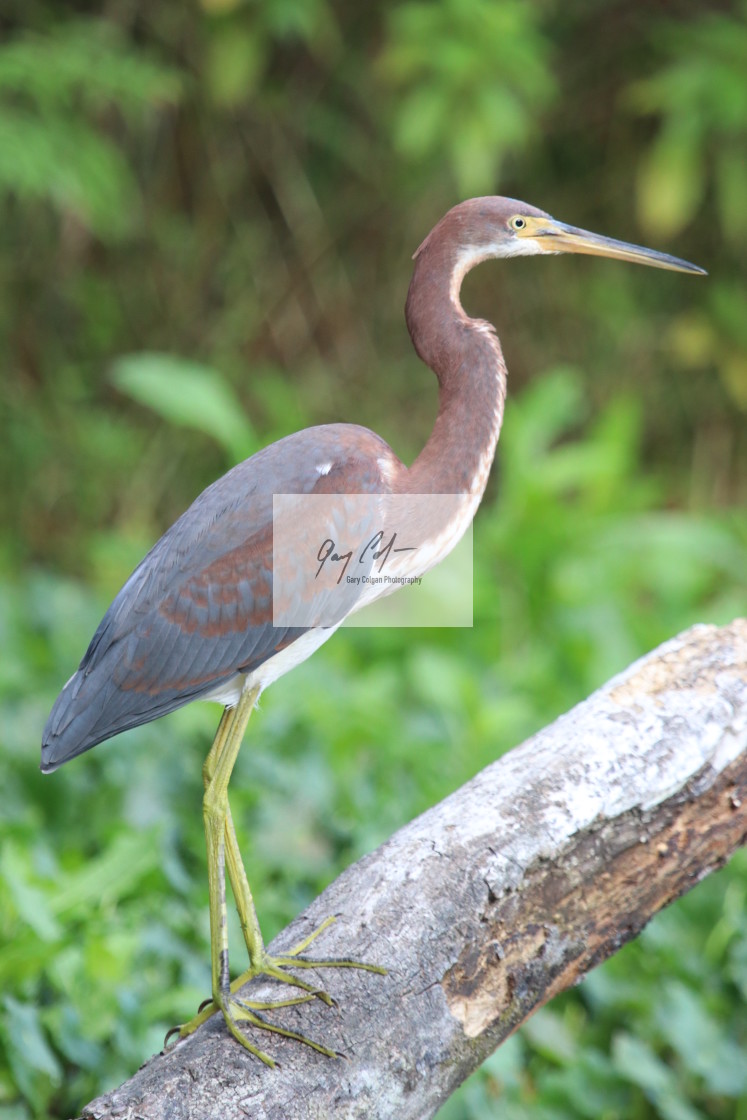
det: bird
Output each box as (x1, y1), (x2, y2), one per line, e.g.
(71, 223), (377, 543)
(42, 196), (705, 1063)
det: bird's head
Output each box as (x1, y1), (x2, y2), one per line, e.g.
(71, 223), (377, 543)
(415, 196), (706, 277)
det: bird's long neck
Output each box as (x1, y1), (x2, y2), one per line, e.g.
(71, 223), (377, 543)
(403, 239), (507, 497)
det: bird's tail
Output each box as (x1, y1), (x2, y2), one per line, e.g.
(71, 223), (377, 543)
(41, 669), (117, 772)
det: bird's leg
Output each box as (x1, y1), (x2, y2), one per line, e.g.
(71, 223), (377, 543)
(206, 695), (385, 994)
(202, 705), (265, 970)
(200, 707), (337, 1003)
(176, 685), (340, 1063)
(175, 684), (385, 1062)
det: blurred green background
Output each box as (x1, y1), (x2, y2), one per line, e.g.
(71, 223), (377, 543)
(1, 1), (746, 1117)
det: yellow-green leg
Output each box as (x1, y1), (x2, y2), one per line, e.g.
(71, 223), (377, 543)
(174, 682), (385, 1064)
(202, 703), (266, 972)
(200, 703), (347, 1005)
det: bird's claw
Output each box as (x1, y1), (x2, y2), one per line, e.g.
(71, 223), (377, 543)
(167, 915), (385, 1063)
(171, 991), (338, 1066)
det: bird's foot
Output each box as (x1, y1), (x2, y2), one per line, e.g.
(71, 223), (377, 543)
(166, 917), (385, 1062)
(255, 914), (387, 990)
(170, 988), (337, 1067)
(223, 915), (386, 1005)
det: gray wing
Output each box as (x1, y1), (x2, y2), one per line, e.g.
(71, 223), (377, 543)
(42, 424), (402, 770)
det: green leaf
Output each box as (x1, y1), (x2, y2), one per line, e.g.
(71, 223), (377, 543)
(612, 1033), (703, 1120)
(0, 843), (61, 943)
(716, 147), (747, 239)
(0, 997), (61, 1114)
(521, 1008), (577, 1064)
(206, 25), (265, 106)
(0, 21), (182, 115)
(636, 121), (704, 239)
(0, 109), (139, 239)
(656, 982), (747, 1096)
(111, 352), (257, 462)
(51, 831), (163, 920)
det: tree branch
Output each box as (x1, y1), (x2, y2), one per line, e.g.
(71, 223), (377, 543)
(82, 620), (747, 1120)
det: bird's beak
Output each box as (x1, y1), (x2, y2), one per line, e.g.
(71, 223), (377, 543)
(518, 216), (706, 275)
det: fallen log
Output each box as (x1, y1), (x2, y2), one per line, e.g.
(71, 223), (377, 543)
(82, 619), (747, 1120)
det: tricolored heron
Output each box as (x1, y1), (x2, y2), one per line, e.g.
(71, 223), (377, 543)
(42, 197), (704, 1063)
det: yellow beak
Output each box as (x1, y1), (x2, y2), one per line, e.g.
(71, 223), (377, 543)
(520, 216), (706, 275)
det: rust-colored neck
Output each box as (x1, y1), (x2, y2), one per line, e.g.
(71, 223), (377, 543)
(403, 230), (507, 496)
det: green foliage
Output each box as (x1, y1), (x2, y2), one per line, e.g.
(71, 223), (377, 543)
(0, 111), (137, 241)
(475, 372), (745, 717)
(2, 372), (746, 1118)
(624, 4), (747, 417)
(1, 1), (746, 1117)
(0, 21), (181, 240)
(629, 4), (747, 241)
(112, 353), (258, 462)
(379, 0), (554, 194)
(0, 20), (181, 115)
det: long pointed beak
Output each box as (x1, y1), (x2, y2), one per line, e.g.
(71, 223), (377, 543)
(522, 217), (706, 275)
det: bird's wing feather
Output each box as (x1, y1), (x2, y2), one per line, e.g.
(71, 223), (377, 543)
(42, 424), (402, 769)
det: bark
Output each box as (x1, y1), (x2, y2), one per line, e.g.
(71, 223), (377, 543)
(82, 619), (747, 1120)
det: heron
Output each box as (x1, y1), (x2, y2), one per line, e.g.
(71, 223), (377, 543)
(42, 197), (704, 1063)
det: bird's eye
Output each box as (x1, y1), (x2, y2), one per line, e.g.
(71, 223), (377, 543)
(510, 216), (527, 231)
